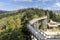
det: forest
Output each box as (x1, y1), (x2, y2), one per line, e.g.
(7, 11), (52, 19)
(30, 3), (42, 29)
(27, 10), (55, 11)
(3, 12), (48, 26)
(0, 8), (60, 40)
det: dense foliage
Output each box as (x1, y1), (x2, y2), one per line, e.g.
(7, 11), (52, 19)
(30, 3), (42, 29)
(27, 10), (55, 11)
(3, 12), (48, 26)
(0, 8), (58, 40)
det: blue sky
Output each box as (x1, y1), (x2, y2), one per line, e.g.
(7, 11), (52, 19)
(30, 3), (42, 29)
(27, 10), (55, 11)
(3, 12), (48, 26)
(0, 0), (60, 11)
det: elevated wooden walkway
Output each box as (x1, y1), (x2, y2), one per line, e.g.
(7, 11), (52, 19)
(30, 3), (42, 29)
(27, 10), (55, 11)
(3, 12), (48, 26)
(27, 16), (60, 40)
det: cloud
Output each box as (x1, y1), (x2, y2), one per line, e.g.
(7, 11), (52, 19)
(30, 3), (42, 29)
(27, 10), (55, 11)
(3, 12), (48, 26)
(37, 0), (51, 2)
(43, 7), (52, 10)
(17, 6), (27, 9)
(0, 2), (6, 6)
(32, 5), (39, 8)
(0, 6), (28, 11)
(9, 6), (28, 11)
(0, 2), (8, 6)
(53, 2), (60, 7)
(43, 2), (60, 10)
(12, 0), (32, 2)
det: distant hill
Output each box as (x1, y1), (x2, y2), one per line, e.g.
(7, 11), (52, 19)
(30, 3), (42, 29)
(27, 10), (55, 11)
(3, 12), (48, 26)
(0, 10), (8, 14)
(53, 10), (60, 13)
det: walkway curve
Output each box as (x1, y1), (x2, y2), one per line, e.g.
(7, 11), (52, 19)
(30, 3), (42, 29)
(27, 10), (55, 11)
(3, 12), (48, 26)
(27, 16), (47, 40)
(27, 16), (60, 40)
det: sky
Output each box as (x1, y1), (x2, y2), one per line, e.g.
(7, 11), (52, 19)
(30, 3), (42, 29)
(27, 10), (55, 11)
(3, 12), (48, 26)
(0, 0), (60, 11)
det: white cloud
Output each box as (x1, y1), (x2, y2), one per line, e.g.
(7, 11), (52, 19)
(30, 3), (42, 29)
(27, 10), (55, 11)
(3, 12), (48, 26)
(43, 2), (60, 10)
(4, 6), (27, 11)
(43, 7), (52, 10)
(0, 2), (6, 6)
(12, 0), (32, 2)
(37, 0), (51, 2)
(32, 5), (39, 8)
(34, 6), (39, 8)
(53, 2), (60, 7)
(0, 2), (8, 6)
(11, 6), (28, 10)
(0, 6), (28, 11)
(18, 6), (27, 9)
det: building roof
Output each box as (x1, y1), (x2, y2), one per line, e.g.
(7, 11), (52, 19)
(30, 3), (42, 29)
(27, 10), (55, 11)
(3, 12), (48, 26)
(48, 20), (58, 27)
